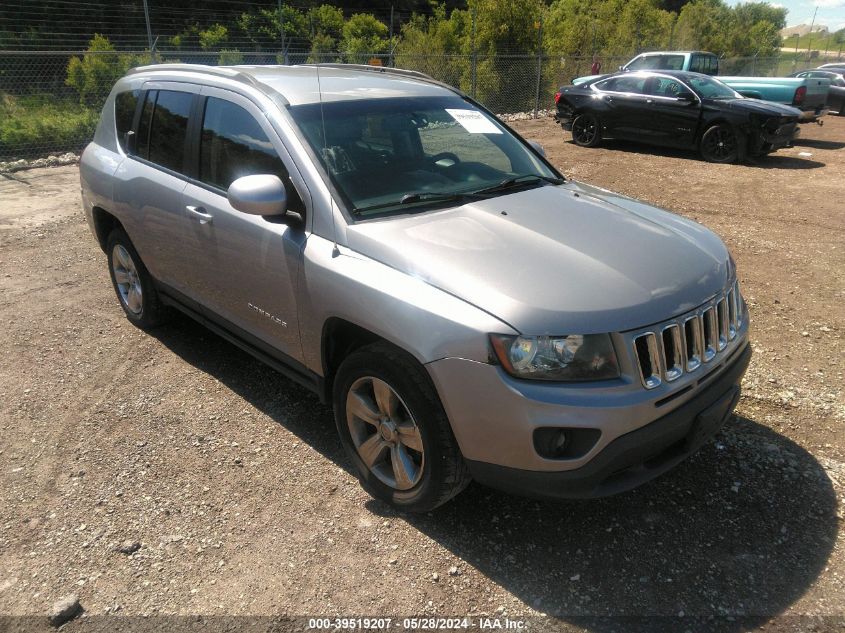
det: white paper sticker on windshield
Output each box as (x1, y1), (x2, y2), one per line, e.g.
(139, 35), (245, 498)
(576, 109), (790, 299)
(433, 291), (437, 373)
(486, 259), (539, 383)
(445, 109), (502, 134)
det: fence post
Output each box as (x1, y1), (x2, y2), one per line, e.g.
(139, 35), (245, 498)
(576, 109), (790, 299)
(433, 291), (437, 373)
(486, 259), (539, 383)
(534, 15), (543, 119)
(471, 8), (477, 99)
(388, 6), (395, 68)
(142, 0), (153, 52)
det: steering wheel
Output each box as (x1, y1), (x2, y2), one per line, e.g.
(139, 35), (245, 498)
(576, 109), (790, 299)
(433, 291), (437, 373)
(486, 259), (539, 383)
(429, 152), (461, 168)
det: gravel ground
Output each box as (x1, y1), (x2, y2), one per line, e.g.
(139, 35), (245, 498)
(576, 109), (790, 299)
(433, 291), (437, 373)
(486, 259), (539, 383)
(0, 116), (843, 632)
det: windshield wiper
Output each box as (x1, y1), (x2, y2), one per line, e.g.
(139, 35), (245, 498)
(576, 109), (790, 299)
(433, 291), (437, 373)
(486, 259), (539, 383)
(352, 191), (482, 216)
(471, 174), (565, 195)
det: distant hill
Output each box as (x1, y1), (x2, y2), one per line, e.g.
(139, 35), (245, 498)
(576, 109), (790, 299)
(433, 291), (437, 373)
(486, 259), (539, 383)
(781, 24), (829, 38)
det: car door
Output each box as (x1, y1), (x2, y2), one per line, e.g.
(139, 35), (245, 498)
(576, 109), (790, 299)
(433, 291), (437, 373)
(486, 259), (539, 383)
(180, 87), (308, 361)
(112, 83), (198, 295)
(592, 75), (651, 139)
(641, 76), (701, 148)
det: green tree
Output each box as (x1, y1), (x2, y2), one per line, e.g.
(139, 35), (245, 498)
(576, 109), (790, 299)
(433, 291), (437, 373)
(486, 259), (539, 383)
(394, 4), (470, 84)
(340, 13), (390, 63)
(674, 0), (732, 54)
(199, 24), (228, 50)
(307, 5), (345, 61)
(66, 35), (149, 108)
(238, 5), (308, 52)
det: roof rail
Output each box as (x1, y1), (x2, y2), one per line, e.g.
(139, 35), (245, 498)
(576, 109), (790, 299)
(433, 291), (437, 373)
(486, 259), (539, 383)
(304, 63), (434, 82)
(126, 63), (264, 90)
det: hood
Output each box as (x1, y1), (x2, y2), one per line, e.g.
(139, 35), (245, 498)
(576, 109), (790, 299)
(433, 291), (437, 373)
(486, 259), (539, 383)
(707, 97), (802, 118)
(346, 182), (731, 335)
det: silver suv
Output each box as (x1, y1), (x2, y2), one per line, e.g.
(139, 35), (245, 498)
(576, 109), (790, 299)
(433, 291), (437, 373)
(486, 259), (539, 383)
(80, 64), (750, 511)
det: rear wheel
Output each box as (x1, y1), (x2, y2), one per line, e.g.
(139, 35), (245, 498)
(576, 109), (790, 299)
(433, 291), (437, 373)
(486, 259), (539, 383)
(571, 113), (602, 147)
(700, 123), (744, 163)
(333, 342), (470, 512)
(106, 228), (168, 329)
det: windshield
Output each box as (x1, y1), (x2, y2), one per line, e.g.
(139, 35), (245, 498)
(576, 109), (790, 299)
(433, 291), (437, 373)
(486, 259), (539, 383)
(687, 75), (740, 100)
(288, 96), (559, 218)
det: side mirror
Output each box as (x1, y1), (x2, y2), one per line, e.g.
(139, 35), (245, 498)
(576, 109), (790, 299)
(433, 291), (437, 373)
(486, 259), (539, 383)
(677, 91), (697, 102)
(528, 140), (546, 157)
(227, 174), (287, 217)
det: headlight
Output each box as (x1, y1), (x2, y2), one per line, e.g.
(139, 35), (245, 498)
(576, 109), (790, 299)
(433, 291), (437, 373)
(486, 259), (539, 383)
(489, 333), (619, 382)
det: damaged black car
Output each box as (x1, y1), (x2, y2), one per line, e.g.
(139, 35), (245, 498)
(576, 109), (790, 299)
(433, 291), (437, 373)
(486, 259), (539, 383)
(554, 70), (801, 164)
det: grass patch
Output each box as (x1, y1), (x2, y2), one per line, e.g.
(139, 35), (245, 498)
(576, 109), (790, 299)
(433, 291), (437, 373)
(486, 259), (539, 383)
(1, 94), (99, 159)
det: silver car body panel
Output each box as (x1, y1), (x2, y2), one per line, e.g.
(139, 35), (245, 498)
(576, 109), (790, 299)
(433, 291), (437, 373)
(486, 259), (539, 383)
(80, 64), (749, 479)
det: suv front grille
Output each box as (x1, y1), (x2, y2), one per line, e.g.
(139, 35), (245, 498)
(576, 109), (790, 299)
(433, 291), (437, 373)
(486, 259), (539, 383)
(632, 282), (742, 390)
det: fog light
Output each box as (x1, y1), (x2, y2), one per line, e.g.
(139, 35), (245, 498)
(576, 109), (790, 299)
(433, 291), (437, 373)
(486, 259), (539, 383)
(533, 427), (602, 460)
(534, 428), (570, 459)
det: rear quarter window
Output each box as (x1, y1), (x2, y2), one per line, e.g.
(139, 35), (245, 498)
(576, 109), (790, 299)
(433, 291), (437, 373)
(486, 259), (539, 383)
(114, 90), (139, 153)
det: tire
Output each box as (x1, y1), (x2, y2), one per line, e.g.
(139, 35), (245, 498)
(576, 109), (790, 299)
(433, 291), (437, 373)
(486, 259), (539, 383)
(699, 123), (745, 163)
(571, 113), (602, 147)
(333, 342), (471, 512)
(106, 228), (168, 329)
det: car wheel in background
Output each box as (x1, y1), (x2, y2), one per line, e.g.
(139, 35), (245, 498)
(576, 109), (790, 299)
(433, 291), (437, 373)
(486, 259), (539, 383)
(106, 228), (168, 329)
(571, 113), (602, 147)
(333, 342), (471, 512)
(700, 123), (744, 163)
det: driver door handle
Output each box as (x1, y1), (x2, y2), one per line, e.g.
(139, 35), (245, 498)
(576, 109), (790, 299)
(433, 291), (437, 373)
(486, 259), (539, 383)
(186, 205), (213, 225)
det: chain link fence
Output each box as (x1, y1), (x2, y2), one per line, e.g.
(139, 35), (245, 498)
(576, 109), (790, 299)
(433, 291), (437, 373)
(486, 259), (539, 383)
(0, 49), (838, 161)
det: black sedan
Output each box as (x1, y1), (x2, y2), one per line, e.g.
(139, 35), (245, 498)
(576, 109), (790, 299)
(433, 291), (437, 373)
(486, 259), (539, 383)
(554, 70), (801, 163)
(790, 69), (845, 115)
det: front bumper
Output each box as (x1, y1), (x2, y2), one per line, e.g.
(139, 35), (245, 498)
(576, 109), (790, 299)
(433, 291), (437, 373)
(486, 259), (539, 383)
(468, 345), (751, 498)
(427, 327), (751, 498)
(798, 108), (828, 122)
(465, 342), (751, 499)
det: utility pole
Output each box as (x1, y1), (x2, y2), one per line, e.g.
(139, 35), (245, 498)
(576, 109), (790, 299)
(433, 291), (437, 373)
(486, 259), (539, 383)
(534, 15), (543, 119)
(471, 8), (477, 99)
(142, 0), (153, 51)
(279, 0), (287, 64)
(807, 6), (817, 60)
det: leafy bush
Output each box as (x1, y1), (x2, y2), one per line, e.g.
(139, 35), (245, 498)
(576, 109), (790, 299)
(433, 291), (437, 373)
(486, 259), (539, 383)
(66, 34), (150, 108)
(0, 94), (98, 158)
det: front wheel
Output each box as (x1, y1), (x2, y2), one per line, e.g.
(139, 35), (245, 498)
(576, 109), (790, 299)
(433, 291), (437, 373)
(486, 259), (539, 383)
(700, 123), (744, 163)
(333, 342), (470, 512)
(571, 113), (602, 147)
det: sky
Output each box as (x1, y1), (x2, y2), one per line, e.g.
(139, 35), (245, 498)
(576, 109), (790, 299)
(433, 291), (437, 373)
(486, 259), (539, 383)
(727, 0), (845, 31)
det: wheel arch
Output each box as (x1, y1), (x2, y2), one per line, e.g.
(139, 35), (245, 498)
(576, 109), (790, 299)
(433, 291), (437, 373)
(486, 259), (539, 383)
(92, 206), (125, 252)
(321, 318), (395, 401)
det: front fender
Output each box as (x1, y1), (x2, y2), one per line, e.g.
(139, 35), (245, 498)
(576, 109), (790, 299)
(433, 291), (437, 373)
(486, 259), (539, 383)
(297, 235), (517, 375)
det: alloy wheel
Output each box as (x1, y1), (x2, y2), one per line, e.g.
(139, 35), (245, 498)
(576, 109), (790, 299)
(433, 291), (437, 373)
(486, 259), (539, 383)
(703, 126), (736, 162)
(573, 115), (598, 145)
(346, 376), (424, 491)
(111, 244), (143, 315)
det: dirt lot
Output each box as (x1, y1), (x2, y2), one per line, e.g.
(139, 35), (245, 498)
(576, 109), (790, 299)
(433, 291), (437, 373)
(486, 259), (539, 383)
(0, 116), (843, 631)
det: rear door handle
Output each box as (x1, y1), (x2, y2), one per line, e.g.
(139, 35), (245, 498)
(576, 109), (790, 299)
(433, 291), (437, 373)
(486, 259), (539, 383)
(646, 98), (654, 104)
(186, 205), (213, 225)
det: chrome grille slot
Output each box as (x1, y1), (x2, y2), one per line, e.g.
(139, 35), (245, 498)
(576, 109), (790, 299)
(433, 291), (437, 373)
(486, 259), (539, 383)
(683, 315), (703, 372)
(716, 298), (728, 351)
(734, 280), (743, 328)
(702, 307), (717, 362)
(631, 284), (743, 390)
(661, 324), (684, 382)
(727, 287), (738, 340)
(634, 333), (661, 389)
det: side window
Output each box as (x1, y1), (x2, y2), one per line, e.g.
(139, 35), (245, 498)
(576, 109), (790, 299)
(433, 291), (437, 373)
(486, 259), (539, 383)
(596, 76), (647, 94)
(690, 55), (702, 73)
(114, 90), (139, 153)
(199, 96), (304, 213)
(625, 56), (646, 71)
(134, 89), (192, 174)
